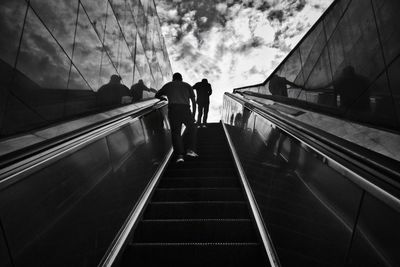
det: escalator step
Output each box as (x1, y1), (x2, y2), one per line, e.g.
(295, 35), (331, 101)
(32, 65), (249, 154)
(144, 202), (250, 219)
(158, 177), (239, 188)
(164, 168), (236, 177)
(152, 188), (243, 201)
(122, 243), (267, 267)
(133, 219), (257, 242)
(167, 160), (234, 169)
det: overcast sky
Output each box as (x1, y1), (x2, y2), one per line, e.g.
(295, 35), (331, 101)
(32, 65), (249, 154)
(155, 0), (334, 121)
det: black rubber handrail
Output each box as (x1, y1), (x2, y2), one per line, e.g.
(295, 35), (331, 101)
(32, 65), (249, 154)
(225, 93), (400, 199)
(0, 100), (167, 174)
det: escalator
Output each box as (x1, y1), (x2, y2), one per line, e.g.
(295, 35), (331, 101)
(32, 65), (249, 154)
(120, 123), (270, 266)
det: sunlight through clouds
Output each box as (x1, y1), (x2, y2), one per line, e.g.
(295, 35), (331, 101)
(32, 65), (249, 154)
(156, 0), (334, 121)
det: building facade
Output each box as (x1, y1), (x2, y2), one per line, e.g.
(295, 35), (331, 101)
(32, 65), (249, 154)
(0, 0), (173, 136)
(235, 0), (400, 132)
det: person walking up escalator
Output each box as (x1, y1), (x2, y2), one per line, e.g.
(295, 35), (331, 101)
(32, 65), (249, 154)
(193, 78), (212, 127)
(156, 72), (198, 163)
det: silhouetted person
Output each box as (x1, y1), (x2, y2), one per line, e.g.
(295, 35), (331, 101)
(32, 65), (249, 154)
(130, 79), (157, 102)
(97, 75), (131, 108)
(269, 74), (303, 97)
(320, 66), (370, 111)
(193, 78), (212, 127)
(155, 72), (198, 163)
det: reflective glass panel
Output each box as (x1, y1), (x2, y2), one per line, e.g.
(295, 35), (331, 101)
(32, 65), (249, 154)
(80, 0), (108, 41)
(372, 0), (400, 65)
(339, 0), (384, 80)
(118, 40), (134, 88)
(347, 71), (398, 129)
(300, 23), (324, 76)
(301, 24), (325, 81)
(135, 34), (153, 86)
(99, 50), (118, 87)
(104, 2), (122, 68)
(30, 0), (78, 57)
(327, 23), (346, 78)
(304, 47), (333, 106)
(0, 0), (27, 67)
(323, 0), (344, 40)
(387, 57), (400, 127)
(17, 8), (70, 90)
(74, 3), (103, 91)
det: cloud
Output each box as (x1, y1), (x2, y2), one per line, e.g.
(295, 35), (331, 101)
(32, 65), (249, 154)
(156, 0), (333, 121)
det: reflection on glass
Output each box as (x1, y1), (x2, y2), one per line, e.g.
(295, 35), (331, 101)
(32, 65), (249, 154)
(133, 0), (147, 49)
(80, 0), (108, 41)
(301, 24), (326, 81)
(372, 0), (400, 65)
(97, 74), (130, 108)
(117, 40), (134, 88)
(100, 49), (118, 87)
(0, 0), (27, 66)
(339, 0), (383, 80)
(118, 2), (137, 56)
(17, 8), (70, 89)
(68, 64), (91, 91)
(64, 65), (94, 117)
(74, 3), (103, 91)
(235, 0), (400, 131)
(366, 69), (399, 128)
(307, 66), (370, 113)
(327, 23), (346, 77)
(131, 79), (157, 102)
(269, 74), (304, 97)
(304, 47), (333, 105)
(387, 57), (400, 124)
(135, 34), (153, 86)
(0, 0), (175, 137)
(104, 2), (122, 67)
(30, 0), (78, 57)
(323, 0), (344, 40)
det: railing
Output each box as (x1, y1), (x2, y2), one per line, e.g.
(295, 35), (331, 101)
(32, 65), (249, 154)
(222, 92), (400, 266)
(0, 99), (171, 266)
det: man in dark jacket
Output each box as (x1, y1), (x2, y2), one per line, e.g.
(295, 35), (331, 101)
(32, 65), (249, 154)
(97, 75), (131, 108)
(156, 72), (198, 163)
(193, 78), (212, 127)
(130, 79), (157, 102)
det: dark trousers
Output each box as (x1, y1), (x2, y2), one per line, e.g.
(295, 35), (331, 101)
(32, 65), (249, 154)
(197, 102), (209, 124)
(168, 104), (197, 155)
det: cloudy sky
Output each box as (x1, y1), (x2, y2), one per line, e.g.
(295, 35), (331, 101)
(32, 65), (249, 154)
(155, 0), (334, 121)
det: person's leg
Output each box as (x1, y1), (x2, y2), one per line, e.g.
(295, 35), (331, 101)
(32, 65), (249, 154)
(197, 104), (203, 125)
(168, 106), (184, 156)
(203, 103), (209, 124)
(182, 105), (197, 153)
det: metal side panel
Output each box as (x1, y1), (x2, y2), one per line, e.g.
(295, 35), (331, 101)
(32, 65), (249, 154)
(222, 122), (281, 267)
(100, 147), (173, 267)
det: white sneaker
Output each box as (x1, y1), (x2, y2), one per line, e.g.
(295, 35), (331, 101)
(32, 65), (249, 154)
(175, 155), (184, 163)
(186, 150), (199, 157)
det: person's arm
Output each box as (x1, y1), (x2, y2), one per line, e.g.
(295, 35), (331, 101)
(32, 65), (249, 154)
(209, 84), (212, 95)
(189, 86), (196, 118)
(155, 86), (166, 99)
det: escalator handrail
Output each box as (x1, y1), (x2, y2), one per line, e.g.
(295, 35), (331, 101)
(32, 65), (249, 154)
(0, 99), (168, 188)
(225, 93), (400, 209)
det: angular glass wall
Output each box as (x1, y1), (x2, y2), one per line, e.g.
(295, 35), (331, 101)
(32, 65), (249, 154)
(0, 0), (173, 137)
(234, 0), (400, 132)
